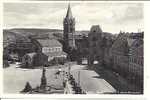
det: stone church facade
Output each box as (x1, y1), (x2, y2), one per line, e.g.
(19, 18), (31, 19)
(63, 4), (76, 52)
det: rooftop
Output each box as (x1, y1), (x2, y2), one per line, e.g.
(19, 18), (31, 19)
(37, 39), (62, 47)
(90, 25), (103, 33)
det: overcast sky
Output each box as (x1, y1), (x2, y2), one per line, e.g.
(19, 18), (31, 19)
(4, 2), (144, 33)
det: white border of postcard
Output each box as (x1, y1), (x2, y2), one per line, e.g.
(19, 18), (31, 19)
(0, 0), (150, 99)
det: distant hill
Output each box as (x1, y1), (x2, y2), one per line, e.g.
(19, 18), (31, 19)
(3, 28), (90, 40)
(3, 28), (116, 42)
(3, 30), (17, 48)
(9, 28), (63, 37)
(3, 29), (32, 48)
(3, 28), (90, 46)
(8, 28), (90, 35)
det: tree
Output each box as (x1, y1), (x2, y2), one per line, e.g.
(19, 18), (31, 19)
(68, 48), (78, 61)
(21, 82), (32, 93)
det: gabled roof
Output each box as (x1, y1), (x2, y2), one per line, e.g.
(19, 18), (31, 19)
(111, 33), (136, 53)
(36, 39), (62, 47)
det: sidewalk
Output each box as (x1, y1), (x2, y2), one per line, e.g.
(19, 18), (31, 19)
(70, 65), (116, 94)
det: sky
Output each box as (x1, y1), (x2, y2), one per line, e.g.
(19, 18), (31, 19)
(3, 2), (144, 33)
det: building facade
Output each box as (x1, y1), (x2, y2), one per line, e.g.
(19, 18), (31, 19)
(22, 52), (48, 68)
(128, 38), (143, 91)
(32, 39), (67, 61)
(103, 36), (114, 67)
(87, 25), (144, 92)
(63, 4), (76, 51)
(110, 33), (131, 76)
(110, 32), (143, 92)
(88, 25), (104, 66)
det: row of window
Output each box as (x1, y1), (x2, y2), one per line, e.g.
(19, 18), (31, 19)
(129, 57), (143, 66)
(129, 64), (142, 76)
(42, 47), (62, 53)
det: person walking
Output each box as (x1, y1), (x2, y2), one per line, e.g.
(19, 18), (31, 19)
(55, 67), (62, 79)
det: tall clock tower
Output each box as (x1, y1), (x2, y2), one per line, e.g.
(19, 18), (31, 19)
(63, 4), (76, 52)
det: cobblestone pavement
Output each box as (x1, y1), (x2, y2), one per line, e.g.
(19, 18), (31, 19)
(4, 64), (64, 93)
(4, 63), (139, 94)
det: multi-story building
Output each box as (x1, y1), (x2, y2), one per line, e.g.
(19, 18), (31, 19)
(128, 37), (143, 91)
(87, 25), (115, 66)
(87, 25), (144, 92)
(88, 25), (104, 66)
(109, 32), (143, 92)
(110, 33), (131, 76)
(33, 39), (67, 61)
(22, 38), (67, 67)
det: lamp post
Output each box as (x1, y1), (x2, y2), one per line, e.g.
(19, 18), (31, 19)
(68, 62), (71, 76)
(78, 71), (80, 86)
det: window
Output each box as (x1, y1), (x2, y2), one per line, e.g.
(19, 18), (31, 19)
(43, 47), (48, 53)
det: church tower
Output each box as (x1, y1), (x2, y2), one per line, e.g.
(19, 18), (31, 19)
(63, 4), (76, 52)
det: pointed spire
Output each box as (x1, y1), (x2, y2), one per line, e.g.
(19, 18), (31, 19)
(66, 3), (73, 19)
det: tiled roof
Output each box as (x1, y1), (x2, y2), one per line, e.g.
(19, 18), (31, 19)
(111, 33), (144, 56)
(36, 39), (62, 47)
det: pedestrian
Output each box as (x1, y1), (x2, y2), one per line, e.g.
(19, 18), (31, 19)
(55, 71), (59, 79)
(58, 67), (62, 73)
(63, 79), (67, 88)
(55, 67), (62, 79)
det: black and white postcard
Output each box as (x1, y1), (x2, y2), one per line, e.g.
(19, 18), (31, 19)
(1, 1), (149, 99)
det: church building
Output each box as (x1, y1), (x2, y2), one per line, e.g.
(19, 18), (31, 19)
(63, 4), (76, 52)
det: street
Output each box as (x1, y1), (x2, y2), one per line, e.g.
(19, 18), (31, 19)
(70, 65), (116, 94)
(4, 63), (138, 94)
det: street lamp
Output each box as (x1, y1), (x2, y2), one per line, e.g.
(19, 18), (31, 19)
(68, 62), (71, 76)
(78, 71), (80, 86)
